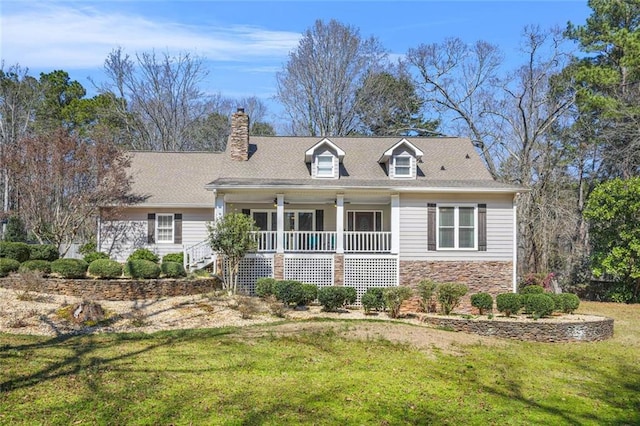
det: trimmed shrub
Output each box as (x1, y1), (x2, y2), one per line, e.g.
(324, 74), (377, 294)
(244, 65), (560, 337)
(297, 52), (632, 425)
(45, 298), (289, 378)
(317, 286), (355, 312)
(417, 279), (438, 312)
(0, 258), (20, 277)
(361, 287), (385, 314)
(19, 260), (52, 276)
(343, 287), (357, 306)
(124, 259), (161, 279)
(255, 277), (277, 298)
(301, 283), (318, 305)
(274, 280), (305, 306)
(520, 285), (545, 294)
(127, 248), (159, 264)
(51, 258), (88, 279)
(161, 261), (186, 278)
(88, 259), (123, 279)
(558, 293), (580, 314)
(383, 286), (413, 318)
(437, 283), (468, 315)
(496, 293), (522, 317)
(28, 244), (59, 261)
(470, 292), (493, 315)
(0, 242), (31, 263)
(83, 251), (109, 264)
(525, 293), (555, 319)
(162, 252), (184, 264)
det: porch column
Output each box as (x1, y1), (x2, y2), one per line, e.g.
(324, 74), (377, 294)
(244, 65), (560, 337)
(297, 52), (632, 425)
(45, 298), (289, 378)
(213, 190), (225, 222)
(391, 193), (400, 255)
(336, 194), (344, 254)
(276, 193), (284, 254)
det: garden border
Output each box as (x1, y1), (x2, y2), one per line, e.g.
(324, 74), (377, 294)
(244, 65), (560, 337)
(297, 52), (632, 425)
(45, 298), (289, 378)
(419, 314), (614, 342)
(0, 276), (221, 301)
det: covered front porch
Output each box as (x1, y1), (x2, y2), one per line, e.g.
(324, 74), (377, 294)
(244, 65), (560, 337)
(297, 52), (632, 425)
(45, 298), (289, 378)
(217, 190), (400, 255)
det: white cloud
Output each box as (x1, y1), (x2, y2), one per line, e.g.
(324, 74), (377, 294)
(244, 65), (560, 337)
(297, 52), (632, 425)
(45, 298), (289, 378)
(0, 2), (301, 69)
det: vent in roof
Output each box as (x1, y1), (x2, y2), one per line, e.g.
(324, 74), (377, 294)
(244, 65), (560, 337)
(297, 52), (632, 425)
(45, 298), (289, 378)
(441, 166), (446, 171)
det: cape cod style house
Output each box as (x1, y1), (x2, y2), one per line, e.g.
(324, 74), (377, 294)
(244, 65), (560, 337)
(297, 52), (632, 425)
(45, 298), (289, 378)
(98, 108), (524, 301)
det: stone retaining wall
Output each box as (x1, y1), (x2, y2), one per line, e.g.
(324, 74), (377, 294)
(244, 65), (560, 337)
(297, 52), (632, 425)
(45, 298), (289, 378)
(420, 315), (614, 342)
(0, 276), (220, 301)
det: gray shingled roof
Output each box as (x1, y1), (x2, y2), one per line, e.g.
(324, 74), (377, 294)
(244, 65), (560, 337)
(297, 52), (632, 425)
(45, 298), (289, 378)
(128, 136), (523, 206)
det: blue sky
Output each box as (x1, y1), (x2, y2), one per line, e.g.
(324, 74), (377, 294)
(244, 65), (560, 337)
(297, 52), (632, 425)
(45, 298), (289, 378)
(1, 1), (592, 121)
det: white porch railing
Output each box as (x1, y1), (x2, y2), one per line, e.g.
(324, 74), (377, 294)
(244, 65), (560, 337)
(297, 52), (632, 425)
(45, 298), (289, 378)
(284, 231), (337, 252)
(344, 231), (391, 253)
(253, 231), (392, 253)
(183, 239), (214, 270)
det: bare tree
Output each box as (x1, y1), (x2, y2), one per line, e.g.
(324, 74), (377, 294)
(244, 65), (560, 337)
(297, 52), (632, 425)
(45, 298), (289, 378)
(407, 38), (504, 178)
(9, 127), (135, 254)
(99, 48), (214, 151)
(0, 63), (41, 234)
(276, 19), (387, 136)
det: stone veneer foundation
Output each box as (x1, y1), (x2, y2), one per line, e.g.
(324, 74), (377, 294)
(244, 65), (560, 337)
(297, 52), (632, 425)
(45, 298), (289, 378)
(0, 276), (220, 301)
(399, 260), (514, 312)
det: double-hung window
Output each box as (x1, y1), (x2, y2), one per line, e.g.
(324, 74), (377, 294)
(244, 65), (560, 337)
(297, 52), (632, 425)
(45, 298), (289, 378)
(156, 214), (174, 243)
(316, 155), (334, 178)
(437, 206), (476, 249)
(393, 156), (411, 177)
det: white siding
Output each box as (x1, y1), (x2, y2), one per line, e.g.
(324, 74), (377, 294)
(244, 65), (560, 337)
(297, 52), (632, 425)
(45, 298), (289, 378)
(399, 193), (514, 261)
(100, 207), (213, 262)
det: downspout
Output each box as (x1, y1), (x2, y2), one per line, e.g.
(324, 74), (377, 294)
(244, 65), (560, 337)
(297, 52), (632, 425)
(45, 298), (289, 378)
(513, 193), (519, 293)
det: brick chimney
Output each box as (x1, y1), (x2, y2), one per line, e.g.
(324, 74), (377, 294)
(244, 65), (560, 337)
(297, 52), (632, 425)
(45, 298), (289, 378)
(229, 108), (250, 161)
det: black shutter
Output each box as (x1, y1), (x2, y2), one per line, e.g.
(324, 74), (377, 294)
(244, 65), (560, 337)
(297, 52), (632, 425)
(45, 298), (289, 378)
(241, 209), (251, 217)
(315, 209), (324, 231)
(174, 214), (182, 244)
(427, 203), (436, 251)
(478, 204), (487, 251)
(147, 213), (156, 244)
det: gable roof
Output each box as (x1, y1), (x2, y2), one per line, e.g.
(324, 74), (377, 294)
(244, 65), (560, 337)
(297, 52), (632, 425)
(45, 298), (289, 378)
(378, 138), (424, 163)
(304, 138), (346, 163)
(127, 136), (524, 206)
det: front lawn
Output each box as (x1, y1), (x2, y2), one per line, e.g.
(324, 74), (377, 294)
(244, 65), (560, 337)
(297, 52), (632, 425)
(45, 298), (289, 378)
(0, 301), (638, 425)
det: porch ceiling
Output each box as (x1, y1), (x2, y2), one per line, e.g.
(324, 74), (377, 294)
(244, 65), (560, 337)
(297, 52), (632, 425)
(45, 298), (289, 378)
(222, 190), (391, 205)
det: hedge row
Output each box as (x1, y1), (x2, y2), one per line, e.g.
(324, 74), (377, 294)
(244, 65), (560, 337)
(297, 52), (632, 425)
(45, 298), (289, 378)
(494, 290), (580, 319)
(0, 242), (59, 263)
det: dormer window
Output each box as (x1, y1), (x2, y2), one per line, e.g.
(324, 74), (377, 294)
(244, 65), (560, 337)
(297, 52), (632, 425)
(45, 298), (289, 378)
(393, 156), (412, 177)
(379, 138), (424, 180)
(316, 155), (335, 177)
(305, 138), (345, 179)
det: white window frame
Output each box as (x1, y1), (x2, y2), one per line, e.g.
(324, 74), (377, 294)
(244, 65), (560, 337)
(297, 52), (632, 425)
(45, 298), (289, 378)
(346, 210), (384, 232)
(156, 213), (174, 244)
(284, 210), (316, 231)
(315, 154), (335, 178)
(436, 204), (477, 250)
(393, 155), (412, 178)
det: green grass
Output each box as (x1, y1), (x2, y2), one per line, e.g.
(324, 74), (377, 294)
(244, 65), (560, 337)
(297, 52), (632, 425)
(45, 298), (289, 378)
(1, 302), (639, 425)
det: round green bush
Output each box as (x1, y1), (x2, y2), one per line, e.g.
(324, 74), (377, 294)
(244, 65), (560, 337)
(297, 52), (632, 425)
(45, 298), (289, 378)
(301, 283), (318, 305)
(520, 285), (545, 294)
(0, 242), (31, 263)
(274, 280), (305, 306)
(161, 261), (186, 278)
(318, 286), (347, 312)
(0, 258), (20, 277)
(496, 293), (522, 317)
(162, 252), (184, 264)
(124, 259), (161, 279)
(361, 287), (386, 314)
(19, 260), (52, 276)
(51, 258), (89, 279)
(128, 248), (160, 263)
(525, 293), (555, 319)
(255, 277), (277, 298)
(88, 259), (123, 279)
(28, 244), (59, 261)
(437, 282), (468, 315)
(558, 293), (580, 314)
(470, 292), (493, 315)
(83, 251), (109, 264)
